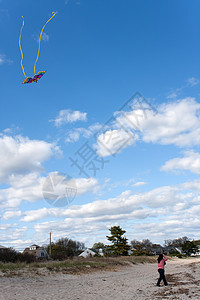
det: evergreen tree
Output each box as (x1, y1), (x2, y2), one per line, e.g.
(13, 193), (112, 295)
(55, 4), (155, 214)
(182, 240), (198, 256)
(106, 226), (130, 256)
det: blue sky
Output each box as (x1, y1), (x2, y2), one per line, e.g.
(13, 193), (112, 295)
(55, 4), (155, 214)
(1, 0), (200, 250)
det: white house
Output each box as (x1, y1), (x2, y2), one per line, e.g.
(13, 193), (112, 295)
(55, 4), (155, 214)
(98, 248), (104, 256)
(79, 248), (96, 258)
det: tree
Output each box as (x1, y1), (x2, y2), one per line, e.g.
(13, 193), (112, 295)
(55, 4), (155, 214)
(194, 240), (200, 246)
(142, 239), (152, 248)
(131, 239), (152, 248)
(131, 239), (141, 248)
(182, 241), (198, 256)
(130, 239), (152, 256)
(106, 226), (130, 256)
(92, 242), (105, 250)
(164, 236), (189, 248)
(47, 237), (85, 260)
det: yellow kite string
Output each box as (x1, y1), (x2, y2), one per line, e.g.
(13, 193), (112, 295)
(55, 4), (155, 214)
(19, 16), (26, 78)
(34, 11), (57, 75)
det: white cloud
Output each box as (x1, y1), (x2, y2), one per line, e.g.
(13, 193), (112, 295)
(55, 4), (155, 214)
(187, 77), (199, 87)
(95, 129), (137, 157)
(41, 32), (49, 42)
(42, 172), (99, 207)
(60, 98), (200, 155)
(65, 0), (80, 5)
(166, 78), (199, 100)
(0, 126), (21, 136)
(0, 135), (59, 183)
(66, 130), (80, 143)
(138, 98), (200, 147)
(2, 177), (200, 247)
(132, 181), (147, 187)
(129, 216), (200, 243)
(3, 210), (22, 220)
(0, 55), (4, 65)
(161, 151), (200, 174)
(66, 123), (102, 143)
(21, 208), (54, 222)
(181, 179), (200, 193)
(13, 180), (200, 248)
(166, 92), (179, 100)
(53, 110), (87, 127)
(19, 184), (183, 222)
(19, 190), (147, 222)
(75, 177), (99, 195)
(0, 54), (12, 65)
(0, 173), (44, 208)
(0, 171), (99, 210)
(33, 32), (50, 43)
(93, 98), (200, 157)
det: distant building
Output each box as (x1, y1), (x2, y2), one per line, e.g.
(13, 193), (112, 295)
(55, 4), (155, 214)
(0, 245), (8, 251)
(190, 245), (200, 256)
(23, 244), (49, 259)
(98, 248), (104, 256)
(91, 248), (104, 256)
(79, 248), (96, 258)
(128, 248), (136, 255)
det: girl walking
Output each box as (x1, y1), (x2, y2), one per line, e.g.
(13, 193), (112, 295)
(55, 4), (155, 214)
(156, 250), (168, 287)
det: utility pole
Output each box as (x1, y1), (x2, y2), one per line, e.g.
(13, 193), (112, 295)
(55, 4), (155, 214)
(49, 232), (52, 257)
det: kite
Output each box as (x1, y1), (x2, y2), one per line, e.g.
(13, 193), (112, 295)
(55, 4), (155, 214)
(19, 12), (56, 84)
(22, 71), (46, 84)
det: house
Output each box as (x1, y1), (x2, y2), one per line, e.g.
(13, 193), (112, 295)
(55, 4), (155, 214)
(128, 248), (136, 255)
(196, 245), (200, 255)
(23, 244), (49, 259)
(79, 248), (96, 258)
(190, 245), (200, 256)
(91, 248), (104, 256)
(98, 248), (104, 256)
(0, 245), (8, 250)
(162, 246), (186, 255)
(147, 244), (163, 255)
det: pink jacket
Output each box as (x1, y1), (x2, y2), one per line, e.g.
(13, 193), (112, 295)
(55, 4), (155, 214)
(157, 255), (167, 269)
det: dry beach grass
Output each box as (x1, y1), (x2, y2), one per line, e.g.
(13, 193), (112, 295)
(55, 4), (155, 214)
(0, 256), (157, 276)
(0, 256), (200, 299)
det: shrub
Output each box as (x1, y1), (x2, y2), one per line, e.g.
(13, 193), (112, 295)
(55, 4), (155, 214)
(17, 252), (36, 263)
(0, 248), (17, 263)
(0, 248), (36, 263)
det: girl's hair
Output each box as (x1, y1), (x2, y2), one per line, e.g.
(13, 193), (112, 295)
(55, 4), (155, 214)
(157, 254), (163, 263)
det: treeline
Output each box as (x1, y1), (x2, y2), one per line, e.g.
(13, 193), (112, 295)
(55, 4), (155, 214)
(97, 227), (200, 257)
(1, 226), (199, 263)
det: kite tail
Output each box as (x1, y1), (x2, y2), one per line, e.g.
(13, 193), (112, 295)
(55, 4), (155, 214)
(19, 16), (27, 78)
(34, 11), (57, 75)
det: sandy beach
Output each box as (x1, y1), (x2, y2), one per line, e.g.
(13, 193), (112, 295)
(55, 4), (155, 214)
(0, 257), (200, 300)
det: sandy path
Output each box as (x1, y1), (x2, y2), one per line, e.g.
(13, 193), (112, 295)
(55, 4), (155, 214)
(0, 258), (200, 300)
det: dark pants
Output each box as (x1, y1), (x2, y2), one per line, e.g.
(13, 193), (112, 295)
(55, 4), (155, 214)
(157, 269), (168, 286)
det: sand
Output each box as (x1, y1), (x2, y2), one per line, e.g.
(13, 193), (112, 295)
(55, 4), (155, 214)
(0, 257), (200, 300)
